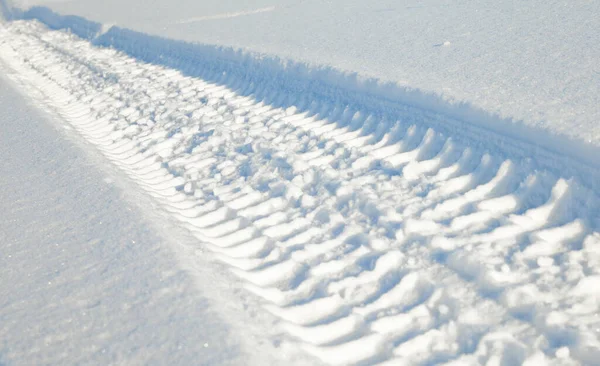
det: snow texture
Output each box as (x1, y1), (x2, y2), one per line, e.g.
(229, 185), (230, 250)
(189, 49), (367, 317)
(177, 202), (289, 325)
(0, 19), (598, 365)
(3, 0), (600, 169)
(0, 41), (317, 366)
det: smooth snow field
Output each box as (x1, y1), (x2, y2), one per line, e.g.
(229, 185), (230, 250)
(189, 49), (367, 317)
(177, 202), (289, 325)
(0, 1), (599, 366)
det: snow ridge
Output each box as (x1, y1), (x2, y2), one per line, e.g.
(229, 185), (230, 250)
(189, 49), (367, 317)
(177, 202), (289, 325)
(3, 3), (600, 183)
(1, 21), (599, 365)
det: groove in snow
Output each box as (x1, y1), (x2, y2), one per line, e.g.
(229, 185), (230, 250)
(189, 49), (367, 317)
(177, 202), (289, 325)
(0, 20), (599, 365)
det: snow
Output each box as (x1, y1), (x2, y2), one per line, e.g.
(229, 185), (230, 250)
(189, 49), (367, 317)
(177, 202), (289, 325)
(0, 68), (316, 366)
(3, 0), (600, 166)
(1, 20), (598, 365)
(1, 1), (599, 365)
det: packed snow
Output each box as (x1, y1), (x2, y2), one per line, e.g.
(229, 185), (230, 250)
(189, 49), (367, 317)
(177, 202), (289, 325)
(4, 0), (600, 165)
(0, 1), (599, 365)
(0, 66), (316, 366)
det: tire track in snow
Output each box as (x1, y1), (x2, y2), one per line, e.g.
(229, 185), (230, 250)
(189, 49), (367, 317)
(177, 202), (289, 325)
(1, 21), (599, 365)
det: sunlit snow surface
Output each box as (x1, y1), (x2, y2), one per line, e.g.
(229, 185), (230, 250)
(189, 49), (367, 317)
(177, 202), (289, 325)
(0, 40), (317, 366)
(8, 0), (600, 154)
(0, 18), (598, 365)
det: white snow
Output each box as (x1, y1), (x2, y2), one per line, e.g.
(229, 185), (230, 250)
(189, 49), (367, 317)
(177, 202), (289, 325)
(0, 61), (317, 366)
(0, 1), (599, 365)
(3, 0), (600, 166)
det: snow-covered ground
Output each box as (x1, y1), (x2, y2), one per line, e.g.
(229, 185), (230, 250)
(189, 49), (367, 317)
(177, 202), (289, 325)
(4, 0), (600, 166)
(1, 1), (599, 365)
(0, 46), (317, 366)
